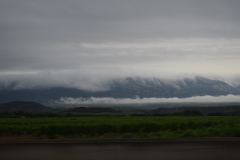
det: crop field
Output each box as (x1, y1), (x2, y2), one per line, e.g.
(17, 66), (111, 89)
(0, 116), (240, 139)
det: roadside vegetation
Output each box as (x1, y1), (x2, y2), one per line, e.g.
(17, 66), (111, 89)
(0, 116), (240, 139)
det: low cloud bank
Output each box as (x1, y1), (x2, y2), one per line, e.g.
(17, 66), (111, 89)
(1, 72), (240, 91)
(56, 95), (240, 104)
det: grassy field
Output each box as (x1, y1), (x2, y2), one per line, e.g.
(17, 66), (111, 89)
(0, 116), (240, 139)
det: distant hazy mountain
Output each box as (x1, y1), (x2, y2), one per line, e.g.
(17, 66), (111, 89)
(65, 107), (118, 113)
(108, 76), (240, 98)
(152, 106), (240, 116)
(0, 101), (54, 113)
(0, 76), (240, 104)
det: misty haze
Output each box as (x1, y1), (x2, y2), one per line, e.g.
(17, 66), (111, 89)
(1, 1), (240, 160)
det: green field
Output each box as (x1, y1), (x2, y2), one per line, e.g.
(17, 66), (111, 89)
(0, 116), (240, 139)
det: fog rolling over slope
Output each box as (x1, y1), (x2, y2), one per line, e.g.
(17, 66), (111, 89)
(1, 76), (240, 105)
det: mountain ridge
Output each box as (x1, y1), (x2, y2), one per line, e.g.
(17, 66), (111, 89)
(0, 76), (240, 104)
(0, 101), (54, 113)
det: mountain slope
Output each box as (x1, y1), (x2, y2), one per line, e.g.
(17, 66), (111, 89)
(65, 107), (118, 113)
(107, 76), (239, 98)
(0, 76), (239, 104)
(0, 101), (54, 113)
(152, 106), (240, 116)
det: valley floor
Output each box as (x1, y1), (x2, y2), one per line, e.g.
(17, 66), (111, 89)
(0, 116), (240, 140)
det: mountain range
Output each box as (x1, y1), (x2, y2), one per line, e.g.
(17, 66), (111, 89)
(0, 76), (240, 104)
(0, 101), (54, 113)
(1, 101), (240, 116)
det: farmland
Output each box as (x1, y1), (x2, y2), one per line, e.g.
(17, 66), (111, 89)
(0, 116), (240, 139)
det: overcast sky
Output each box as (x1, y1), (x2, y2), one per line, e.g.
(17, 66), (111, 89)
(1, 0), (240, 90)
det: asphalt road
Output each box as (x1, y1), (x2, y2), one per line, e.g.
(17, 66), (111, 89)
(1, 138), (240, 160)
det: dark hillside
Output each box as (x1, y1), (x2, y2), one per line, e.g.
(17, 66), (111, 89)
(0, 101), (54, 113)
(152, 106), (240, 115)
(66, 107), (118, 113)
(1, 77), (240, 104)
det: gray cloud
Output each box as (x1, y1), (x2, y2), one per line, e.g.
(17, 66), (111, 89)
(1, 0), (240, 89)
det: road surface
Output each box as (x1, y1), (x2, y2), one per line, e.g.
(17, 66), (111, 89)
(1, 138), (240, 160)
